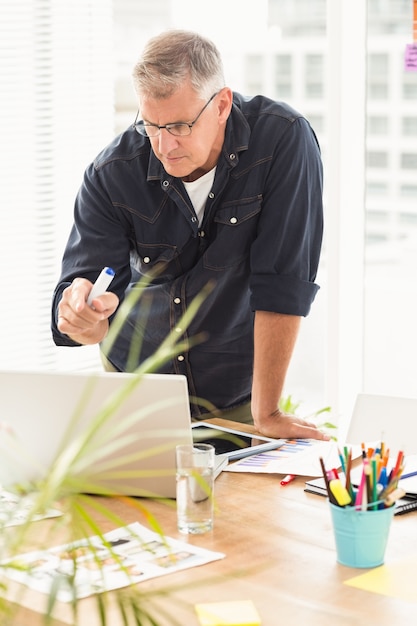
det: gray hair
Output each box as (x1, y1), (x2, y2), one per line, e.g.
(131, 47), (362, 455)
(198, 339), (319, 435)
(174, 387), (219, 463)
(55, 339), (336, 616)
(132, 30), (225, 100)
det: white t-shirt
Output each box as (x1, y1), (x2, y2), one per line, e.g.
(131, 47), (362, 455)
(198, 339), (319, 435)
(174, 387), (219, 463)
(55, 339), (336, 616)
(182, 167), (216, 226)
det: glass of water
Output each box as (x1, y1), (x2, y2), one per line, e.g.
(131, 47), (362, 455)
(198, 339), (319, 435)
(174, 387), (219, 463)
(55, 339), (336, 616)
(175, 443), (215, 534)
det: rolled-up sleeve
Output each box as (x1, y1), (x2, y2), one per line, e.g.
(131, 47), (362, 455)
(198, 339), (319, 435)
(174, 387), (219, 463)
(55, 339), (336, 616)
(249, 116), (323, 316)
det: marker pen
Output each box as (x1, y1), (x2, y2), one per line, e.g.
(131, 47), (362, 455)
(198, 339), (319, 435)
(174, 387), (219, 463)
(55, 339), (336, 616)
(87, 267), (115, 306)
(384, 487), (406, 507)
(329, 478), (352, 506)
(280, 474), (296, 486)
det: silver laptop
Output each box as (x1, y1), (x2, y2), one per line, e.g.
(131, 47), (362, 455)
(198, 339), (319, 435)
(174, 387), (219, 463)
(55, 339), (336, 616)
(343, 392), (417, 455)
(0, 370), (228, 499)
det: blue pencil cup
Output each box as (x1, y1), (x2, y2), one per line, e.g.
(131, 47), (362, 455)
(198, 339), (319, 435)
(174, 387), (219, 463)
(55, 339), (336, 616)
(329, 503), (395, 568)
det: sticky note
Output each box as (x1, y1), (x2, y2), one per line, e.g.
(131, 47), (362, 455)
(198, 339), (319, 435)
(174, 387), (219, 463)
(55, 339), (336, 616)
(195, 600), (261, 626)
(404, 43), (417, 71)
(344, 555), (417, 603)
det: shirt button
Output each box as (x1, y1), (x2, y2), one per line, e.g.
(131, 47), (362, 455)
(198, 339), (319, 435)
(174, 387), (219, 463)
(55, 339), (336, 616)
(175, 327), (182, 333)
(208, 192), (215, 199)
(143, 256), (151, 263)
(230, 217), (238, 224)
(162, 180), (169, 187)
(174, 297), (181, 304)
(198, 230), (205, 237)
(229, 153), (236, 160)
(177, 355), (185, 362)
(191, 216), (197, 223)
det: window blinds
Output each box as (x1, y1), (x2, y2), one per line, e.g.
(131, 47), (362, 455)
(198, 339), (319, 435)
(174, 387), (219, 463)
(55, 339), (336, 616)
(0, 0), (114, 371)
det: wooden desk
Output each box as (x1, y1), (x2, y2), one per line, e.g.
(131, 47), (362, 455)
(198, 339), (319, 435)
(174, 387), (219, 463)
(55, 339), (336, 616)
(6, 421), (415, 626)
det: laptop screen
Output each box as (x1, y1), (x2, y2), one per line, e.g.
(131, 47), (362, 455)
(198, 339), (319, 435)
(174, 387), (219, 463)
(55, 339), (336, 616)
(344, 393), (417, 454)
(0, 370), (194, 498)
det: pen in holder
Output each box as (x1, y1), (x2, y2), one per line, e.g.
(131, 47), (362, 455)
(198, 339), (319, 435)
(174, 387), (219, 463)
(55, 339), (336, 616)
(320, 444), (403, 568)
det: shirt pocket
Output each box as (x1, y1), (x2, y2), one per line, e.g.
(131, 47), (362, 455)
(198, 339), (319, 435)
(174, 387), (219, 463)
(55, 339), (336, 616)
(130, 242), (180, 278)
(203, 196), (262, 270)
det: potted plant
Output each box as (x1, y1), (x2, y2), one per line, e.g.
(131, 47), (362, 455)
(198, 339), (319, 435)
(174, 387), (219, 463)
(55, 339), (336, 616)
(278, 395), (336, 439)
(0, 277), (213, 626)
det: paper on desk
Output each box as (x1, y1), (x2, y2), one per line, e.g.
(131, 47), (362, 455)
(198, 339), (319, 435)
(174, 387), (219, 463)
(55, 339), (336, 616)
(344, 554), (417, 603)
(224, 439), (342, 477)
(0, 521), (225, 602)
(0, 490), (62, 527)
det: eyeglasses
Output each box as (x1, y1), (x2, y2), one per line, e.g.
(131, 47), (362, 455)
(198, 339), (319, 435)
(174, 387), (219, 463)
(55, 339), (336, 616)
(133, 92), (218, 138)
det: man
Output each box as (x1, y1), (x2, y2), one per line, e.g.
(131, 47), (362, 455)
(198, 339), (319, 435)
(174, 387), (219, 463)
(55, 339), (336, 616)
(52, 30), (328, 441)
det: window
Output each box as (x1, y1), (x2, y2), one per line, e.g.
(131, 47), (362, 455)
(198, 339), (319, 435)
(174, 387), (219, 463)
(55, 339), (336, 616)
(367, 53), (389, 100)
(368, 116), (389, 135)
(305, 54), (324, 98)
(399, 211), (417, 225)
(306, 114), (324, 134)
(367, 151), (389, 168)
(364, 1), (417, 400)
(368, 52), (389, 74)
(274, 54), (292, 99)
(367, 182), (388, 194)
(0, 0), (114, 371)
(400, 184), (417, 197)
(402, 74), (417, 99)
(401, 153), (417, 169)
(245, 55), (264, 95)
(402, 117), (417, 136)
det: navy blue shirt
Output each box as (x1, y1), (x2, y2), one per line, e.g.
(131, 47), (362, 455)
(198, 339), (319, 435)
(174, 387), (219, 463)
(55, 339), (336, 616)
(52, 93), (323, 417)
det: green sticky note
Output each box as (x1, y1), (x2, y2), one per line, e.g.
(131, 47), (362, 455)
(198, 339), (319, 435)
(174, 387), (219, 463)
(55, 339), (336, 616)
(195, 600), (261, 626)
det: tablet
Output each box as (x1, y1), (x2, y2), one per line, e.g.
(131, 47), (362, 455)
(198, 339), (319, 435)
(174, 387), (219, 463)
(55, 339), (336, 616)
(191, 422), (284, 460)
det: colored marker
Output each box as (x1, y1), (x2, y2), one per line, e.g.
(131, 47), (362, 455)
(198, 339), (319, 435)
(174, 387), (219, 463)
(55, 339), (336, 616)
(280, 474), (296, 486)
(378, 465), (388, 490)
(371, 457), (378, 510)
(355, 468), (366, 510)
(87, 267), (115, 306)
(401, 470), (417, 480)
(319, 457), (338, 506)
(392, 450), (404, 479)
(384, 487), (406, 507)
(338, 448), (346, 474)
(364, 459), (372, 505)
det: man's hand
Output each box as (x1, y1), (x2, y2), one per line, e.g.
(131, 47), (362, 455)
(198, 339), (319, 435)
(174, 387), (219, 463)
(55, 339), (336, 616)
(251, 311), (329, 441)
(254, 407), (330, 441)
(57, 278), (119, 345)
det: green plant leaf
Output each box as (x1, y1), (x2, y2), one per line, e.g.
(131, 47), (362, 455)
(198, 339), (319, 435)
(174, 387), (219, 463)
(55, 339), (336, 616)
(1, 277), (216, 625)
